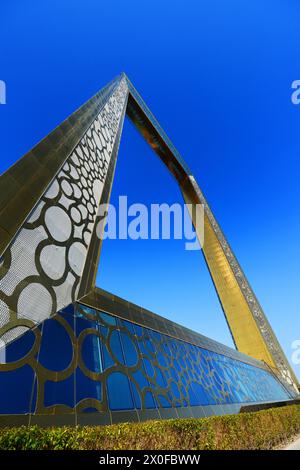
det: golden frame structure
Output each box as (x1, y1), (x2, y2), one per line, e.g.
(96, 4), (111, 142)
(0, 73), (298, 393)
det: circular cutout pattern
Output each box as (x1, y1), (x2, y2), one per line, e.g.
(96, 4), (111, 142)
(17, 283), (53, 323)
(45, 207), (72, 242)
(40, 245), (66, 280)
(68, 242), (87, 276)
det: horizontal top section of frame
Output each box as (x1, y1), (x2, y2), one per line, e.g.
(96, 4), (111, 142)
(125, 75), (192, 183)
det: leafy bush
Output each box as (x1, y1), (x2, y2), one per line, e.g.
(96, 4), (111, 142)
(0, 405), (299, 450)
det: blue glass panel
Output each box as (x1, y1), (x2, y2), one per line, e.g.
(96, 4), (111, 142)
(59, 303), (75, 328)
(6, 329), (36, 362)
(119, 331), (138, 367)
(178, 356), (186, 369)
(191, 381), (210, 406)
(169, 338), (178, 353)
(106, 372), (134, 410)
(157, 394), (171, 408)
(200, 356), (211, 376)
(99, 324), (109, 339)
(130, 380), (141, 409)
(189, 346), (197, 363)
(156, 352), (167, 368)
(0, 365), (34, 414)
(76, 315), (95, 336)
(119, 319), (136, 336)
(39, 318), (73, 372)
(44, 375), (75, 408)
(75, 368), (102, 403)
(154, 367), (167, 388)
(150, 330), (162, 343)
(162, 341), (172, 357)
(109, 330), (125, 364)
(101, 342), (114, 369)
(133, 324), (143, 337)
(170, 381), (181, 399)
(185, 357), (192, 370)
(187, 383), (200, 406)
(144, 391), (157, 409)
(143, 358), (155, 378)
(99, 311), (116, 325)
(60, 303), (75, 316)
(82, 334), (102, 373)
(173, 358), (181, 373)
(132, 369), (149, 389)
(79, 305), (97, 318)
(136, 339), (149, 357)
(170, 367), (179, 382)
(59, 309), (75, 330)
(144, 335), (155, 354)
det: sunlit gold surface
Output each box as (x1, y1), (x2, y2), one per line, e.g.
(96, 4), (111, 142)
(203, 212), (275, 365)
(181, 186), (274, 366)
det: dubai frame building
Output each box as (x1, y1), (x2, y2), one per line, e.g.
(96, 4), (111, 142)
(0, 74), (298, 426)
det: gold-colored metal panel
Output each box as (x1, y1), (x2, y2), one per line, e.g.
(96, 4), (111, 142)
(202, 211), (275, 364)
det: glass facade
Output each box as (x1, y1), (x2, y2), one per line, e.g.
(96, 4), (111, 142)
(0, 71), (298, 408)
(0, 301), (293, 422)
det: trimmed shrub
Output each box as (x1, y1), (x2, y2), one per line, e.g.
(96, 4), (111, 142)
(0, 405), (299, 450)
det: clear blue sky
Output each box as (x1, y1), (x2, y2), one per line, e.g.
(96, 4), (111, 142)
(1, 0), (299, 380)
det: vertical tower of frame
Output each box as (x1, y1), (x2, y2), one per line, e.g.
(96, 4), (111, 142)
(0, 75), (128, 344)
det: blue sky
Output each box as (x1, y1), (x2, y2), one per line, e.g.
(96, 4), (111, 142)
(0, 0), (299, 380)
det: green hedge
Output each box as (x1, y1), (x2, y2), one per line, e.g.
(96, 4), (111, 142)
(0, 405), (299, 450)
